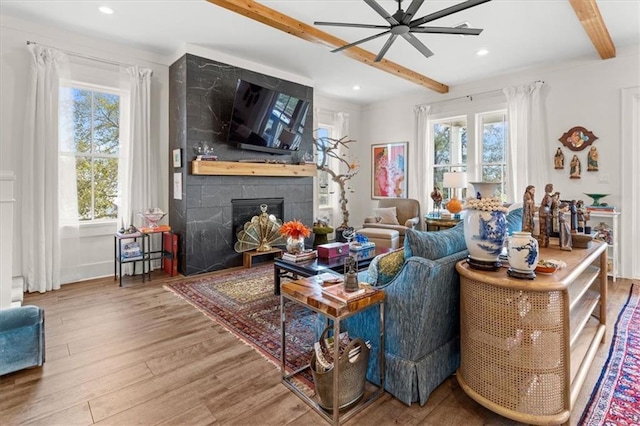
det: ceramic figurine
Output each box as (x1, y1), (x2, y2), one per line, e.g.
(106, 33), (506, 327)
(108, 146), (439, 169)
(554, 147), (564, 169)
(551, 191), (561, 234)
(558, 202), (572, 251)
(522, 185), (536, 233)
(587, 146), (599, 171)
(538, 183), (553, 248)
(430, 186), (443, 211)
(570, 155), (581, 179)
(570, 200), (578, 233)
(576, 199), (590, 232)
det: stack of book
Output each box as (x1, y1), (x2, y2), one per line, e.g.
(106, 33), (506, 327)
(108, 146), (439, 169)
(321, 283), (375, 304)
(586, 205), (616, 213)
(196, 154), (218, 161)
(121, 241), (143, 261)
(281, 249), (317, 262)
(349, 241), (375, 252)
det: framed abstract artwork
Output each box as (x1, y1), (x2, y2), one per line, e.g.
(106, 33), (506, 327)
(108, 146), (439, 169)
(371, 142), (408, 199)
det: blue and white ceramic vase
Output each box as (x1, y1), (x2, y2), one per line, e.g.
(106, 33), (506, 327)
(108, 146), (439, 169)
(507, 231), (539, 279)
(463, 209), (507, 271)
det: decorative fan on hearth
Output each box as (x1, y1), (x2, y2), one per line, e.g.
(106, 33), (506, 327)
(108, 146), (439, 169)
(314, 0), (491, 62)
(234, 204), (285, 253)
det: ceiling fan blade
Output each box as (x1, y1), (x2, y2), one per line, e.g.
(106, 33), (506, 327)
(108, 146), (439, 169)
(402, 0), (425, 24)
(374, 34), (399, 62)
(314, 21), (389, 30)
(411, 26), (483, 35)
(401, 33), (434, 59)
(410, 0), (492, 27)
(331, 30), (391, 53)
(364, 0), (400, 25)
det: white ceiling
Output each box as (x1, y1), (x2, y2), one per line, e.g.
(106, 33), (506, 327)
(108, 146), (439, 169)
(1, 0), (639, 105)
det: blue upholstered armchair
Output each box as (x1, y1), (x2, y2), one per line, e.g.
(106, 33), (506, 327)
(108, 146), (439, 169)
(0, 305), (45, 376)
(338, 223), (468, 406)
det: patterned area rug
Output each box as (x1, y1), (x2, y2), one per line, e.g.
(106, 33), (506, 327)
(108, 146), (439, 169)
(164, 263), (316, 381)
(580, 283), (639, 425)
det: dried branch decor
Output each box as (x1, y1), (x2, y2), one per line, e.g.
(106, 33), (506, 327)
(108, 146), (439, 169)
(313, 135), (359, 229)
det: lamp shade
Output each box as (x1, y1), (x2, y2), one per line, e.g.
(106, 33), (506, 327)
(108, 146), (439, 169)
(443, 172), (467, 189)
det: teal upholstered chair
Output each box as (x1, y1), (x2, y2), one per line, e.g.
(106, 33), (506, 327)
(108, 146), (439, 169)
(0, 305), (45, 376)
(331, 223), (468, 406)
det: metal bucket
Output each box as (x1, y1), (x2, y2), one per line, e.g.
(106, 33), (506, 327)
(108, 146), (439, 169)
(310, 336), (370, 411)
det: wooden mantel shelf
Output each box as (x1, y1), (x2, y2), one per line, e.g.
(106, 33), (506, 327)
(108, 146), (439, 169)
(191, 160), (316, 177)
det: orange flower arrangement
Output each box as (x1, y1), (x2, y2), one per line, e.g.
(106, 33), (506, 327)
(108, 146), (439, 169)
(280, 220), (311, 239)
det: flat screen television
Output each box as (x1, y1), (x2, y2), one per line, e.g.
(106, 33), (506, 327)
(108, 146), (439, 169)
(227, 79), (310, 155)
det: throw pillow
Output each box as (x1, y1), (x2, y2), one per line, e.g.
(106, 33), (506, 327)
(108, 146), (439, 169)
(367, 248), (405, 286)
(506, 207), (523, 236)
(374, 207), (399, 225)
(404, 224), (466, 260)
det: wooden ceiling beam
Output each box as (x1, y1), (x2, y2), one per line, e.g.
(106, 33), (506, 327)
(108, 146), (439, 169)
(569, 0), (616, 59)
(206, 0), (449, 94)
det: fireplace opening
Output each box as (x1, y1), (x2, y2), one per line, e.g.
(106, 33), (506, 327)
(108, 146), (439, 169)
(231, 198), (284, 243)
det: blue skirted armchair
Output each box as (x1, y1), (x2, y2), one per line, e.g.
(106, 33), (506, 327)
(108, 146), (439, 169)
(336, 223), (468, 406)
(0, 305), (45, 376)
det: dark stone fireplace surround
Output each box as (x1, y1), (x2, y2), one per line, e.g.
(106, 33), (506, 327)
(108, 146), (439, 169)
(169, 53), (314, 275)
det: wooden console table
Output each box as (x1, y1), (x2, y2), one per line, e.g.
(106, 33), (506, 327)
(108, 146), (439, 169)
(456, 240), (608, 425)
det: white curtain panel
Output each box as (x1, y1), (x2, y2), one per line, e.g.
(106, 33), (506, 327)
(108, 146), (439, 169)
(503, 81), (546, 203)
(22, 45), (70, 292)
(120, 66), (159, 271)
(121, 66), (158, 227)
(412, 105), (432, 226)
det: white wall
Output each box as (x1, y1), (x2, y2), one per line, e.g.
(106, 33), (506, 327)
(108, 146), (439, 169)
(349, 46), (640, 278)
(1, 15), (170, 284)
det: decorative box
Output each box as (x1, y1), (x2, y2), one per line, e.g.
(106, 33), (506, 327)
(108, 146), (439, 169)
(317, 242), (349, 259)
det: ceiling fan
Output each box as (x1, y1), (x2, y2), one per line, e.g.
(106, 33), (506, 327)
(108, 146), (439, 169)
(314, 0), (491, 62)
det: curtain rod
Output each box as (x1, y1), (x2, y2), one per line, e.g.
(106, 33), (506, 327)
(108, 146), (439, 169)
(418, 80), (545, 107)
(26, 40), (137, 69)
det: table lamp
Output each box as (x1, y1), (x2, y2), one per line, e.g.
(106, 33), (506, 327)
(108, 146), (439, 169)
(443, 172), (467, 216)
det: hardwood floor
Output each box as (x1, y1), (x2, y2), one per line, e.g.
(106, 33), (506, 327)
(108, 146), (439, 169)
(0, 268), (634, 425)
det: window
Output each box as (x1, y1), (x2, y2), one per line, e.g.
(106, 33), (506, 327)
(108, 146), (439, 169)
(479, 112), (508, 200)
(59, 84), (121, 221)
(431, 109), (508, 204)
(433, 116), (468, 200)
(316, 126), (333, 207)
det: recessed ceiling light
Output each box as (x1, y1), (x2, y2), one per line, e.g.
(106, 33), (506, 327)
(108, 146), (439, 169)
(352, 85), (360, 91)
(476, 49), (489, 56)
(99, 6), (114, 15)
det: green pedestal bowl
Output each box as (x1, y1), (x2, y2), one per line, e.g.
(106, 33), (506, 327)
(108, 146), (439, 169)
(584, 193), (610, 207)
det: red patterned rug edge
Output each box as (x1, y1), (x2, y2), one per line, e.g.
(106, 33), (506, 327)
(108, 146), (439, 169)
(579, 283), (639, 425)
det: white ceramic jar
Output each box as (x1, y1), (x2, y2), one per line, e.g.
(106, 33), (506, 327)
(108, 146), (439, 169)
(507, 231), (539, 279)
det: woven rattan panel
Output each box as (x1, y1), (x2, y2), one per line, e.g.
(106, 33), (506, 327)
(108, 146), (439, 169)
(460, 278), (567, 415)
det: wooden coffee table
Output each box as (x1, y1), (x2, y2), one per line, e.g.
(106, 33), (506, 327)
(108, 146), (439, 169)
(273, 246), (390, 295)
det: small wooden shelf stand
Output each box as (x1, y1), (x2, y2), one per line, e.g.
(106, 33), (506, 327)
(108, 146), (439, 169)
(141, 227), (177, 278)
(280, 277), (386, 425)
(242, 248), (282, 268)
